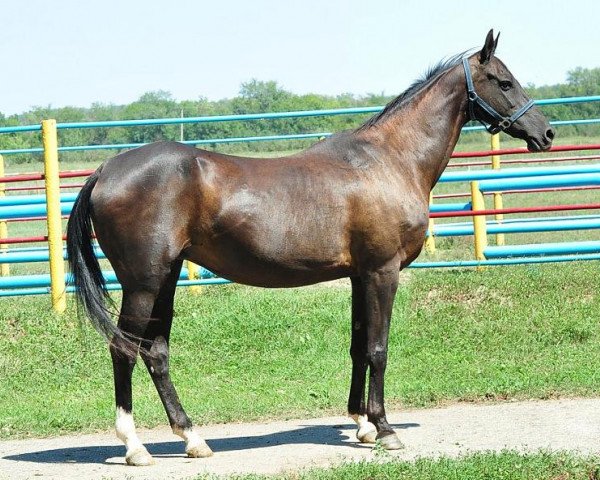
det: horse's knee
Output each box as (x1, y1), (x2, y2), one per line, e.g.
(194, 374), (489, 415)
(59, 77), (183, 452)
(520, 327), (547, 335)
(366, 349), (387, 370)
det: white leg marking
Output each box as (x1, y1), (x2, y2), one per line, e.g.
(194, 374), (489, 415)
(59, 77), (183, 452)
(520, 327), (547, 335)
(351, 414), (377, 443)
(173, 426), (213, 458)
(115, 407), (154, 466)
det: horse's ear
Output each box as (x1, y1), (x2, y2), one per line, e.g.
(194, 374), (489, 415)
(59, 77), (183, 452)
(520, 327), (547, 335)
(479, 29), (499, 64)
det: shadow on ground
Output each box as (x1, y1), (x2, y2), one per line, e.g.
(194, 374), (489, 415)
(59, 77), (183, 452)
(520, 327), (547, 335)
(4, 422), (419, 465)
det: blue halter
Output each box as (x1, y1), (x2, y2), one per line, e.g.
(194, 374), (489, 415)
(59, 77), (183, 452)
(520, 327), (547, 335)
(462, 57), (534, 135)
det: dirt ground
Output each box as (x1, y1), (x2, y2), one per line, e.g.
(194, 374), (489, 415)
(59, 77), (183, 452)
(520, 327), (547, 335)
(1, 398), (599, 480)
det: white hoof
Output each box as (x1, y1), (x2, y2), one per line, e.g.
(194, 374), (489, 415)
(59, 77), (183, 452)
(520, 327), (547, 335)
(186, 440), (214, 458)
(351, 414), (378, 444)
(174, 427), (213, 458)
(357, 425), (378, 443)
(125, 446), (155, 466)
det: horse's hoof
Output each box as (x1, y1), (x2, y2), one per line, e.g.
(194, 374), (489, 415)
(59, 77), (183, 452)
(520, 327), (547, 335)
(357, 423), (378, 444)
(186, 441), (213, 458)
(125, 447), (155, 466)
(377, 432), (404, 450)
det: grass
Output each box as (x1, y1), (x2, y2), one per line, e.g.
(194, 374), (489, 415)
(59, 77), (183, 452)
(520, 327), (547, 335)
(0, 262), (599, 439)
(207, 450), (600, 480)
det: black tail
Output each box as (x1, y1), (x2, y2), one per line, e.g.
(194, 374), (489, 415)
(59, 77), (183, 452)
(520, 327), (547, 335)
(66, 168), (118, 341)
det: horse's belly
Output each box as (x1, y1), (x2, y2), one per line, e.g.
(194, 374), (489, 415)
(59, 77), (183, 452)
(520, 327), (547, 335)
(217, 266), (353, 288)
(183, 241), (353, 288)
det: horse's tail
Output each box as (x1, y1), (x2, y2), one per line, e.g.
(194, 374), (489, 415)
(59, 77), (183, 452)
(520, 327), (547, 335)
(66, 167), (117, 342)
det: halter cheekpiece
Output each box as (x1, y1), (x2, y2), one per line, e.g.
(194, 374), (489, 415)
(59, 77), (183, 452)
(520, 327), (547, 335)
(462, 57), (534, 135)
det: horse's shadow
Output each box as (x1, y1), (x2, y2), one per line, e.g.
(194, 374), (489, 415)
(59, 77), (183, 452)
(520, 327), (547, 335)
(4, 422), (419, 465)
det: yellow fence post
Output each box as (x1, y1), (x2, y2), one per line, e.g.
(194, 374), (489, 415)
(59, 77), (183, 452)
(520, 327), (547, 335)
(187, 260), (202, 293)
(491, 133), (505, 246)
(0, 155), (9, 276)
(42, 120), (66, 313)
(425, 191), (436, 253)
(470, 181), (487, 266)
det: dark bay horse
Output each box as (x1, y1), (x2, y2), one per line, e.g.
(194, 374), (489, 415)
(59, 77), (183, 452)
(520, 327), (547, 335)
(66, 30), (554, 466)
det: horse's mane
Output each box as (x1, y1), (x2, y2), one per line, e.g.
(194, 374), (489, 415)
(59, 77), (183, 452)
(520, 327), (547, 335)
(359, 50), (472, 129)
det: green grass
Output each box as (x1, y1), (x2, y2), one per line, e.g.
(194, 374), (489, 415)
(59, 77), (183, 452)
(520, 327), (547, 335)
(208, 450), (600, 480)
(1, 262), (599, 439)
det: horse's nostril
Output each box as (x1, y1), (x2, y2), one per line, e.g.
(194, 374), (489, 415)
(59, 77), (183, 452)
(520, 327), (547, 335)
(546, 128), (555, 141)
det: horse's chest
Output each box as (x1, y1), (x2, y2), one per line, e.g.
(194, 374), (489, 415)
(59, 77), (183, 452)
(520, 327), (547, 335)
(354, 204), (429, 265)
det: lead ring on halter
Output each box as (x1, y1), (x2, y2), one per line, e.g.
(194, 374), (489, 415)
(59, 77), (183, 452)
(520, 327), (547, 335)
(462, 57), (534, 135)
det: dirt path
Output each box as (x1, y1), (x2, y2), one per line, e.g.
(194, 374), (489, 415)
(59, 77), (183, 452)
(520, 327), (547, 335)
(1, 398), (599, 480)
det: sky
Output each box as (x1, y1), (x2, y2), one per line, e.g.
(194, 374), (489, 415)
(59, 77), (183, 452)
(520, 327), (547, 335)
(2, 0), (599, 115)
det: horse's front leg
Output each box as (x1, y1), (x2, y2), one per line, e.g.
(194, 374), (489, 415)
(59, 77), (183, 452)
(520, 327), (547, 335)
(362, 261), (404, 450)
(348, 276), (377, 443)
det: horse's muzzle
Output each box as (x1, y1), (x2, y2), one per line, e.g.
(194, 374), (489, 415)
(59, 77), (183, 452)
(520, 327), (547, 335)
(526, 127), (554, 152)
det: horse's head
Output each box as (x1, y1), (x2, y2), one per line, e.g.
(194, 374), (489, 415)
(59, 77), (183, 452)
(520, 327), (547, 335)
(465, 29), (554, 152)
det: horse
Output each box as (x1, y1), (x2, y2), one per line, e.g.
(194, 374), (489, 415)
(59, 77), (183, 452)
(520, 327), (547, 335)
(66, 30), (554, 466)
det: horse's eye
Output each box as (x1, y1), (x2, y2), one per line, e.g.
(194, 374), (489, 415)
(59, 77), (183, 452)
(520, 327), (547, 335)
(499, 81), (512, 91)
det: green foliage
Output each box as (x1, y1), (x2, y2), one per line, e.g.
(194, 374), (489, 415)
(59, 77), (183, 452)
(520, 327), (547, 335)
(527, 67), (600, 137)
(2, 67), (595, 159)
(0, 81), (384, 157)
(219, 451), (600, 480)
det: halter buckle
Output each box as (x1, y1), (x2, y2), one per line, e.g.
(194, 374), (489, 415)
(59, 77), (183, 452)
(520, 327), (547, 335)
(499, 118), (512, 130)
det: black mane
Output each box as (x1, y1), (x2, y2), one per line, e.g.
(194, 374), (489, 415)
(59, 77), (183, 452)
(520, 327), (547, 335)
(360, 51), (470, 129)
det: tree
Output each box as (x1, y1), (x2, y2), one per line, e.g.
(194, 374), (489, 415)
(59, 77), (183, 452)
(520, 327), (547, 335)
(566, 67), (600, 95)
(123, 90), (179, 143)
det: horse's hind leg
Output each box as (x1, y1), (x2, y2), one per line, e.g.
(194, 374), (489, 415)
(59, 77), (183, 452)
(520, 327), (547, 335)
(348, 276), (377, 443)
(111, 289), (157, 466)
(111, 259), (211, 466)
(139, 260), (212, 459)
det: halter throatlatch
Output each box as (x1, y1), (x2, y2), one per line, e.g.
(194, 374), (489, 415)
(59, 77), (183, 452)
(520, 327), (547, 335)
(462, 57), (534, 135)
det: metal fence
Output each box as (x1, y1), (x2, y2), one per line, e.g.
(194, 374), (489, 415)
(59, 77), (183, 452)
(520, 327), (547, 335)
(0, 95), (599, 311)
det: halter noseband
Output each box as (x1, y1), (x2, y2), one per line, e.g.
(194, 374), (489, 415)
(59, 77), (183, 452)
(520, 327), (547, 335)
(462, 57), (534, 135)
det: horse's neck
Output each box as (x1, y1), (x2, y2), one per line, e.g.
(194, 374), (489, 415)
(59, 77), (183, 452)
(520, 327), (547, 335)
(369, 67), (468, 191)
